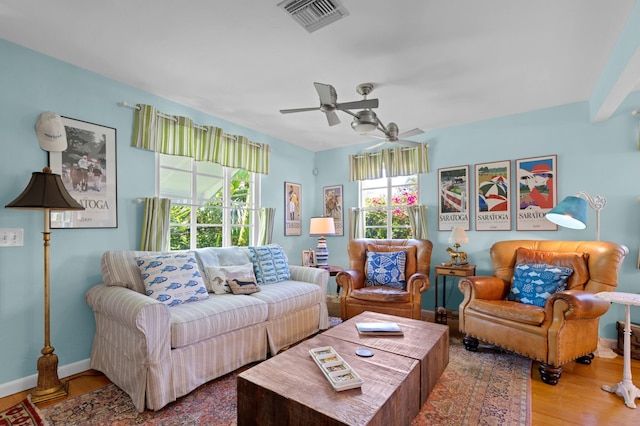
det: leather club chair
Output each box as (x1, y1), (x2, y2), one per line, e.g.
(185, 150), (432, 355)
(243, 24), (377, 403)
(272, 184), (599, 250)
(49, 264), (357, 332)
(459, 240), (628, 385)
(336, 238), (433, 320)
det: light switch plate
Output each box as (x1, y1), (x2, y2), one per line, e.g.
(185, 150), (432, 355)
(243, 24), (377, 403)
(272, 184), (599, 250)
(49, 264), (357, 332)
(0, 228), (24, 247)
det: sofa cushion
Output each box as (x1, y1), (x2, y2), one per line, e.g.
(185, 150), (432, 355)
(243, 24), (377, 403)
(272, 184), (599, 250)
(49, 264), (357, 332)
(365, 250), (407, 289)
(249, 281), (323, 320)
(135, 252), (209, 306)
(469, 299), (546, 326)
(102, 250), (169, 294)
(220, 264), (261, 295)
(248, 244), (291, 284)
(351, 286), (411, 303)
(508, 263), (573, 307)
(515, 247), (589, 290)
(168, 293), (268, 348)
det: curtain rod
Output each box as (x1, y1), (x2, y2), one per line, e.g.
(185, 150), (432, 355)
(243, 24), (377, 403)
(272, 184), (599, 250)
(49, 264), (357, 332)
(120, 101), (246, 143)
(351, 144), (429, 159)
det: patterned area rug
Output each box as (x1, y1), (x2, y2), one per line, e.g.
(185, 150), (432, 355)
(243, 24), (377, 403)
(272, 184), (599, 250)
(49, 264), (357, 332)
(39, 337), (531, 426)
(0, 396), (48, 426)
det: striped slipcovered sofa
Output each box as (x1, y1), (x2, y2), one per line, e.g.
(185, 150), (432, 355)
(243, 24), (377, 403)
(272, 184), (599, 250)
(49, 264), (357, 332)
(86, 247), (329, 412)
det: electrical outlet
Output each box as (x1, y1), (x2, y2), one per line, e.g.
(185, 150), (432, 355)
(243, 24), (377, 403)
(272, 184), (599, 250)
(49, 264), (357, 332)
(0, 228), (24, 247)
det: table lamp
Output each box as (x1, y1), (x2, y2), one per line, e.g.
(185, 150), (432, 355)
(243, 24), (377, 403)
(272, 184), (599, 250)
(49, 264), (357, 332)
(447, 227), (469, 265)
(309, 217), (335, 267)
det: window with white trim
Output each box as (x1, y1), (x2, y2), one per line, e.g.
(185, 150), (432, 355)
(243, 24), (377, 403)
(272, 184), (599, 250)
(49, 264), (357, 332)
(359, 175), (419, 239)
(157, 153), (260, 249)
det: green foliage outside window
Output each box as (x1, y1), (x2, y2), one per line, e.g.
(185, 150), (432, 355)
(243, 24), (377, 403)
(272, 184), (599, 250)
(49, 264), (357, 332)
(364, 183), (418, 239)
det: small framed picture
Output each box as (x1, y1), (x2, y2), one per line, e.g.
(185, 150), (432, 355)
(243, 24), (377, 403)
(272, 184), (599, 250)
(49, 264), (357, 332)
(302, 249), (316, 267)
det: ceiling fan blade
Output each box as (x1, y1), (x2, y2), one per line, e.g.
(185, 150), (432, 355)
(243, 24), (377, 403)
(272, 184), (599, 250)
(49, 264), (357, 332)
(366, 140), (388, 150)
(336, 99), (379, 111)
(279, 107), (320, 114)
(397, 128), (425, 138)
(326, 111), (341, 126)
(314, 82), (337, 105)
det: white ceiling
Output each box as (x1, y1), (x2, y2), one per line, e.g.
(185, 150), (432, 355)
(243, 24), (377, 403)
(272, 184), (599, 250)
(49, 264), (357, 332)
(0, 1), (637, 151)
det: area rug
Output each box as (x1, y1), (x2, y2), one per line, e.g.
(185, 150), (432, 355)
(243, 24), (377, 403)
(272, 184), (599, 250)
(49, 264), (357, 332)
(40, 339), (531, 426)
(0, 396), (48, 426)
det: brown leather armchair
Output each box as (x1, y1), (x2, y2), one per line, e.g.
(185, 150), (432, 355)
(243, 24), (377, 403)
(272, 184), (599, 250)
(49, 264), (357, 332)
(459, 240), (628, 385)
(336, 238), (433, 320)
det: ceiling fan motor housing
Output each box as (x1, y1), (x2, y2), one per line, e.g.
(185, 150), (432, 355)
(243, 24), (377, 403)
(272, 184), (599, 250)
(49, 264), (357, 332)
(351, 109), (378, 133)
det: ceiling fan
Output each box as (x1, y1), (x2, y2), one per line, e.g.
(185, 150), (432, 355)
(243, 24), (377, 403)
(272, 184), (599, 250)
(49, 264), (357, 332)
(279, 82), (379, 126)
(365, 122), (425, 150)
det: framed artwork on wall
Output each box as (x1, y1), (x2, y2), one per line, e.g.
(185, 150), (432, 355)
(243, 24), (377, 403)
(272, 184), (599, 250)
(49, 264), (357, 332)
(48, 116), (118, 228)
(323, 185), (344, 236)
(515, 154), (557, 231)
(438, 165), (470, 231)
(475, 160), (511, 231)
(284, 181), (301, 236)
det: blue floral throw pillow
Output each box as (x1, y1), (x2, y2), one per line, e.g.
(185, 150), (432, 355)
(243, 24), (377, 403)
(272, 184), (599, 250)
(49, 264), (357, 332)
(508, 263), (573, 307)
(136, 252), (209, 307)
(365, 250), (407, 290)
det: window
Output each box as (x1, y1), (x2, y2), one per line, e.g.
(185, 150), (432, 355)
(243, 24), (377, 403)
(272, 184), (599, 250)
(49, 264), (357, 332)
(360, 175), (418, 239)
(157, 153), (260, 250)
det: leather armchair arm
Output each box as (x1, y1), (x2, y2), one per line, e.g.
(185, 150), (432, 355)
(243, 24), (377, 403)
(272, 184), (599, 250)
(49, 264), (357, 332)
(547, 289), (611, 320)
(406, 272), (430, 295)
(458, 276), (511, 301)
(336, 269), (365, 296)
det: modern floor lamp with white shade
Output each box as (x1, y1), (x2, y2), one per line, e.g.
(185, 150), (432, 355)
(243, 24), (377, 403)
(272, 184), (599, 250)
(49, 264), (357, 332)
(5, 112), (84, 403)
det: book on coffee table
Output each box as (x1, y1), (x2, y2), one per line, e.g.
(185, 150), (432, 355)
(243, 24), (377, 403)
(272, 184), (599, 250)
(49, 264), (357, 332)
(355, 322), (403, 336)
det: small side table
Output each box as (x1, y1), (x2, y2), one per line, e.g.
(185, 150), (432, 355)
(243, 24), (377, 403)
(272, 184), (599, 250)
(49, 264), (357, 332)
(595, 291), (640, 409)
(434, 263), (476, 324)
(314, 265), (344, 294)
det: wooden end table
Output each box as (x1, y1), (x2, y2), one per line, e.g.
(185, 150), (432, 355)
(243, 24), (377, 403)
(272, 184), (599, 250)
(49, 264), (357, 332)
(434, 263), (476, 324)
(315, 265), (344, 293)
(595, 291), (640, 408)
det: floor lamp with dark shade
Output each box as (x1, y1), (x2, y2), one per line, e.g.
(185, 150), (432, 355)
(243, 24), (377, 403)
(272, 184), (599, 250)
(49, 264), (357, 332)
(5, 166), (84, 403)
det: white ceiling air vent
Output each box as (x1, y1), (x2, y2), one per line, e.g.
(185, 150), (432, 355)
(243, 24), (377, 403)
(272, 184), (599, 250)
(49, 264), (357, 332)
(278, 0), (349, 33)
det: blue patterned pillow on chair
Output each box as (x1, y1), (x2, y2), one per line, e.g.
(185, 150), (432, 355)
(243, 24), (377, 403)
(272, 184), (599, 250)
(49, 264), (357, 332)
(365, 250), (407, 290)
(508, 263), (573, 307)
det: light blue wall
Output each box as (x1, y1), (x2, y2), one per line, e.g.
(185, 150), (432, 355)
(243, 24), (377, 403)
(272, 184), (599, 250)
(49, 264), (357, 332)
(316, 93), (640, 340)
(1, 36), (639, 390)
(0, 39), (318, 387)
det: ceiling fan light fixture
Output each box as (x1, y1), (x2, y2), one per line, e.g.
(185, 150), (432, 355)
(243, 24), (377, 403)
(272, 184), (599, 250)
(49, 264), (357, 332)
(351, 110), (377, 133)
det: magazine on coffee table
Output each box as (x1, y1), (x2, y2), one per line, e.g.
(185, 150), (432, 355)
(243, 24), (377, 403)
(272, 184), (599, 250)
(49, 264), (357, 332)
(309, 346), (364, 391)
(355, 322), (404, 336)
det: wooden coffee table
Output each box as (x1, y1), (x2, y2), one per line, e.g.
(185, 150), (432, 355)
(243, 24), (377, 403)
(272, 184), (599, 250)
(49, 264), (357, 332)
(237, 311), (449, 425)
(323, 311), (449, 406)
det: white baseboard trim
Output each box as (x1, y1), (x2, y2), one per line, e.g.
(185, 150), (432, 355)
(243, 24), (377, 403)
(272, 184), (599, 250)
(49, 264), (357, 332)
(0, 358), (91, 399)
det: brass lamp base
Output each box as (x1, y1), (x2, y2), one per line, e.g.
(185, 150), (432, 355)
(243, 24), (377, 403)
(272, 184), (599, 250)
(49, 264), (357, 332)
(30, 350), (68, 404)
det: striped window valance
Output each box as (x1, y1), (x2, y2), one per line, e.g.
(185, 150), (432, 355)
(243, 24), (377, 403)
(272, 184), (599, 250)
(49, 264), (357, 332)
(349, 144), (429, 181)
(132, 104), (270, 174)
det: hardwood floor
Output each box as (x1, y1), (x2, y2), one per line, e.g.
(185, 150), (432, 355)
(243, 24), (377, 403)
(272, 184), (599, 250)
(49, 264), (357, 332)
(1, 323), (639, 425)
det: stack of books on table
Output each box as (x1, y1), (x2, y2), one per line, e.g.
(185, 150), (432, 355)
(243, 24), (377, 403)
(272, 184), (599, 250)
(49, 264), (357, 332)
(355, 322), (404, 336)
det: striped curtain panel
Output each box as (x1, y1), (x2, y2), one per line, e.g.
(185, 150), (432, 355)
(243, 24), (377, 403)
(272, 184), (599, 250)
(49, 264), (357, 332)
(258, 207), (276, 245)
(348, 207), (363, 239)
(132, 104), (270, 174)
(408, 204), (429, 239)
(140, 197), (171, 251)
(348, 151), (384, 181)
(213, 134), (270, 175)
(385, 144), (430, 177)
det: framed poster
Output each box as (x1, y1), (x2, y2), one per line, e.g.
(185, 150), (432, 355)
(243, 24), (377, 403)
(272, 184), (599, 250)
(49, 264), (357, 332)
(515, 154), (557, 231)
(475, 160), (511, 231)
(438, 165), (470, 231)
(323, 185), (344, 236)
(285, 181), (301, 236)
(48, 117), (118, 228)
